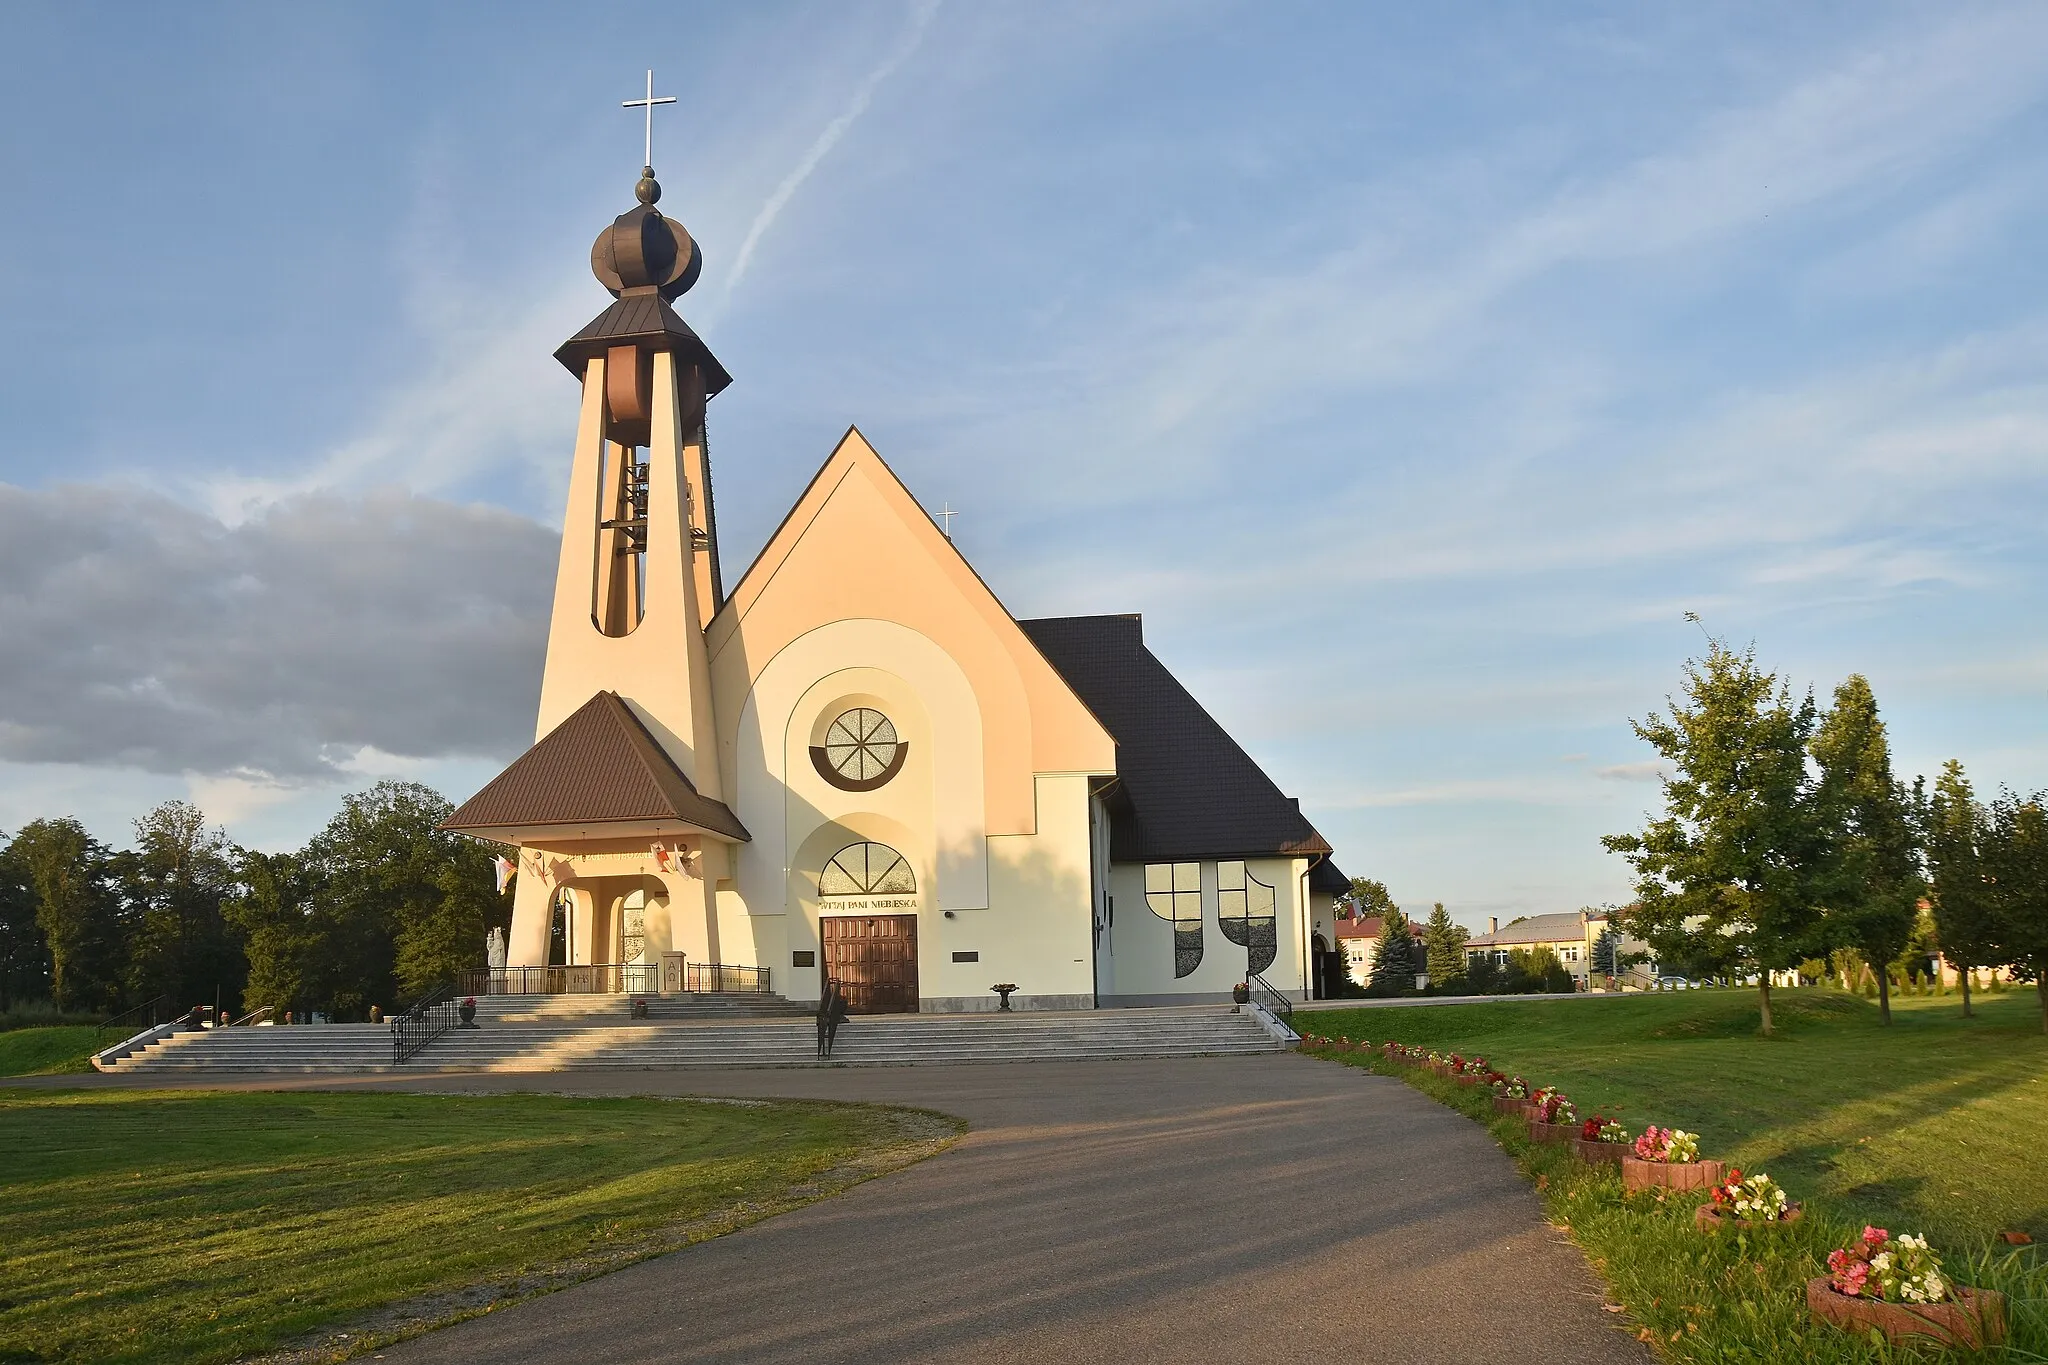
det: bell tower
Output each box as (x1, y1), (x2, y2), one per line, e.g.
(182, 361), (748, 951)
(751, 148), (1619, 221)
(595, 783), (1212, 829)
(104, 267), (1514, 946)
(535, 155), (730, 784)
(444, 80), (750, 977)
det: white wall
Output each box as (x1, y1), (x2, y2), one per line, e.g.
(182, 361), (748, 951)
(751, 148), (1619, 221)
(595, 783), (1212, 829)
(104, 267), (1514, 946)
(1099, 856), (1307, 1005)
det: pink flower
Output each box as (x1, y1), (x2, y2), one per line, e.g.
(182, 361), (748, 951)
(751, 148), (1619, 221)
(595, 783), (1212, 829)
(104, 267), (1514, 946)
(1862, 1226), (1889, 1249)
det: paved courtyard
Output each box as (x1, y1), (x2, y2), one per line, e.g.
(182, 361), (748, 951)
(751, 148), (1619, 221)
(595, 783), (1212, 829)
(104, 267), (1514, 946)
(296, 1052), (1650, 1364)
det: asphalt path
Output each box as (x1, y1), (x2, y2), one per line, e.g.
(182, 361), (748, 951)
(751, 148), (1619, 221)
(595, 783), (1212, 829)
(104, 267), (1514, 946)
(307, 1054), (1650, 1364)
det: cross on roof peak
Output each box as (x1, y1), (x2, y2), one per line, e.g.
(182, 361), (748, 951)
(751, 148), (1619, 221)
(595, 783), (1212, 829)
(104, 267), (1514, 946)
(622, 69), (678, 173)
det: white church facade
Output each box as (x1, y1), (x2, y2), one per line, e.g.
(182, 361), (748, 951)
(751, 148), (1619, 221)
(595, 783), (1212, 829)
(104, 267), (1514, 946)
(445, 158), (1346, 1013)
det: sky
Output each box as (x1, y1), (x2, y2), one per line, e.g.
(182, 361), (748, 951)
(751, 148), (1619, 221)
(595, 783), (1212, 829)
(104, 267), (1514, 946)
(2, 2), (2045, 930)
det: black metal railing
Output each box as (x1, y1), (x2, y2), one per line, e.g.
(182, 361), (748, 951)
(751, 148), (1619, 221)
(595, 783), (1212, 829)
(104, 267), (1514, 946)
(687, 963), (770, 994)
(458, 963), (661, 997)
(95, 995), (176, 1049)
(391, 986), (457, 1065)
(1247, 972), (1294, 1020)
(456, 962), (771, 996)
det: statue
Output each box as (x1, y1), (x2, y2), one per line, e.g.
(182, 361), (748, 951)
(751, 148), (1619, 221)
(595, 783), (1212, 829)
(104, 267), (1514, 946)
(486, 926), (507, 972)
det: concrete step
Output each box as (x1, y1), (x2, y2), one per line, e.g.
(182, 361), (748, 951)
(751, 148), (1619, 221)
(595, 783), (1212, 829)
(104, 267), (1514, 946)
(108, 1007), (1286, 1073)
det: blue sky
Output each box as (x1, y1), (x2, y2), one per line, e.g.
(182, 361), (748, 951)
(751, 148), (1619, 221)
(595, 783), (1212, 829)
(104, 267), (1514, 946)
(2, 2), (2045, 929)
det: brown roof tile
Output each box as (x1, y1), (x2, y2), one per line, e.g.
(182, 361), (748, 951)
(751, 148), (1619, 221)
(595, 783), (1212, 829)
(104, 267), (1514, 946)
(554, 295), (733, 396)
(442, 691), (749, 841)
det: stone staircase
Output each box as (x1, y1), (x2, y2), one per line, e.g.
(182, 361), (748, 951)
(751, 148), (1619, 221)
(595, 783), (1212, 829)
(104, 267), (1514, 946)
(101, 1005), (1287, 1074)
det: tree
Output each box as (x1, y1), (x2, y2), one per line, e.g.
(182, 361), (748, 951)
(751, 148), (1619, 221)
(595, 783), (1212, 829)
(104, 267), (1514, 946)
(1421, 903), (1467, 992)
(225, 850), (318, 1016)
(6, 819), (125, 1011)
(1982, 789), (2048, 1035)
(1367, 910), (1420, 994)
(1519, 945), (1576, 994)
(1346, 877), (1396, 921)
(1925, 760), (1995, 1019)
(300, 782), (499, 1015)
(1591, 924), (1621, 978)
(116, 801), (244, 1015)
(0, 838), (53, 1010)
(1810, 676), (1922, 1026)
(1602, 643), (1827, 1036)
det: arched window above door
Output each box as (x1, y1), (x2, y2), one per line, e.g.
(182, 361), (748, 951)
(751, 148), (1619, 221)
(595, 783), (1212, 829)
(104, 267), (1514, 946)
(819, 841), (917, 897)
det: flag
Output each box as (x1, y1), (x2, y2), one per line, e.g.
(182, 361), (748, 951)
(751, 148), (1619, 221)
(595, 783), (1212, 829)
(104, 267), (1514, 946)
(493, 856), (516, 894)
(651, 842), (674, 873)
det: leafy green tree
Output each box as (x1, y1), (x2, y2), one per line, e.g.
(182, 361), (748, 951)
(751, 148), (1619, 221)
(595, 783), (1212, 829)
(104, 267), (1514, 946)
(1520, 945), (1576, 993)
(0, 838), (52, 1009)
(1925, 760), (1996, 1018)
(1421, 902), (1467, 992)
(300, 782), (499, 1015)
(1602, 643), (1827, 1036)
(1810, 676), (1922, 1026)
(1346, 877), (1397, 920)
(6, 819), (125, 1011)
(1367, 910), (1419, 994)
(115, 801), (244, 1014)
(1982, 789), (2048, 1035)
(225, 850), (317, 1016)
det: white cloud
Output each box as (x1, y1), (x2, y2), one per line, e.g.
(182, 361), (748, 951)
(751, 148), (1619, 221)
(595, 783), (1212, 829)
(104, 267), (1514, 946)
(0, 483), (553, 781)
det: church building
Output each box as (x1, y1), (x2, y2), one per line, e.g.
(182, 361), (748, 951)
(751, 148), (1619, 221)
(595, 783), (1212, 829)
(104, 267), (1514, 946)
(444, 149), (1347, 1013)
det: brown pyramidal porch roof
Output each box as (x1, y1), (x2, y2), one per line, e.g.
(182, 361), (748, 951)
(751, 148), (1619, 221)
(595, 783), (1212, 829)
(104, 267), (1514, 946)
(442, 691), (749, 841)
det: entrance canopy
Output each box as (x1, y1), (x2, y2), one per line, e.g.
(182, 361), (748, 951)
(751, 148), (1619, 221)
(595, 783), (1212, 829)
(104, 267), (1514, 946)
(442, 690), (749, 843)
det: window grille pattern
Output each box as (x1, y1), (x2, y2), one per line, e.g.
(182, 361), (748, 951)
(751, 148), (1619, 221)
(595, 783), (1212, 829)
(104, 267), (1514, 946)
(1218, 860), (1278, 976)
(824, 709), (900, 783)
(1145, 862), (1203, 978)
(819, 841), (917, 897)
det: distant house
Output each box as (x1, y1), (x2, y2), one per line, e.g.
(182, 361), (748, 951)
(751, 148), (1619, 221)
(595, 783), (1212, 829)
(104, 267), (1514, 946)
(1332, 913), (1424, 989)
(1462, 910), (1654, 990)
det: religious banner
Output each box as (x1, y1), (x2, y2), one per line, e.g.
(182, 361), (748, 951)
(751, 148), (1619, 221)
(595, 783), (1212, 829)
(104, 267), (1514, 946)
(493, 856), (517, 894)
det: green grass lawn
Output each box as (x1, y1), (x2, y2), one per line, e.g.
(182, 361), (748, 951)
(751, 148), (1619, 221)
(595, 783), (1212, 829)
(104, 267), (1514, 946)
(0, 1025), (101, 1076)
(1300, 994), (2048, 1362)
(1305, 988), (2048, 1249)
(0, 1088), (960, 1365)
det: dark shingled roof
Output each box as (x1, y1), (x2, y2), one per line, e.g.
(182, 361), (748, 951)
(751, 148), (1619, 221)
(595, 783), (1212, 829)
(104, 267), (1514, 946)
(442, 691), (749, 841)
(1310, 857), (1350, 895)
(1018, 614), (1333, 864)
(554, 294), (733, 396)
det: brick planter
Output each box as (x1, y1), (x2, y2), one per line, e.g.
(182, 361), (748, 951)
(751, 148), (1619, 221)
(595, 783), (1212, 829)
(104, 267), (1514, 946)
(1696, 1203), (1802, 1231)
(1528, 1119), (1579, 1144)
(1806, 1279), (2007, 1349)
(1455, 1074), (1479, 1087)
(1621, 1157), (1725, 1193)
(1492, 1096), (1526, 1116)
(1575, 1139), (1628, 1165)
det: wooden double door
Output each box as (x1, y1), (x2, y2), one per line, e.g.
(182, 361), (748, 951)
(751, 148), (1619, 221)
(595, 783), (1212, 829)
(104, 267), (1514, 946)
(822, 914), (919, 1014)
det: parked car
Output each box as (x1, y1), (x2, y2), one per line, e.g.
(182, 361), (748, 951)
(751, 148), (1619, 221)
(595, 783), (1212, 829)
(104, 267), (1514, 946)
(1656, 975), (1698, 990)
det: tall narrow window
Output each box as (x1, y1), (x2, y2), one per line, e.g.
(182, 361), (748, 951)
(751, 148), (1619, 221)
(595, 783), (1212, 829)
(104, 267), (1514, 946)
(1145, 862), (1203, 978)
(1218, 861), (1278, 977)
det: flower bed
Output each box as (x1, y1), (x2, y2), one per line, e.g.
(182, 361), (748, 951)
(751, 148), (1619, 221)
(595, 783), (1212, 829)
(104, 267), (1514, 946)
(1809, 1227), (2007, 1347)
(1575, 1115), (1630, 1165)
(1695, 1169), (1799, 1230)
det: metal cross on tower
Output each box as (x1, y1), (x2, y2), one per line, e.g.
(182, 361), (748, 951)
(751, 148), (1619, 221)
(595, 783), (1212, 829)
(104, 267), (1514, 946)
(938, 504), (959, 539)
(622, 69), (677, 170)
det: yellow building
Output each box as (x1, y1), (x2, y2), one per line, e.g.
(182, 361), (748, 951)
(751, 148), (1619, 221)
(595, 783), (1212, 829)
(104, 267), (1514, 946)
(442, 160), (1344, 1013)
(1462, 911), (1653, 990)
